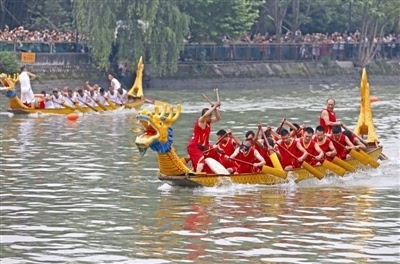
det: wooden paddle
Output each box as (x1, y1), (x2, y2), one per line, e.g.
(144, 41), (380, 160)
(341, 124), (380, 168)
(276, 143), (324, 180)
(88, 94), (107, 111)
(331, 156), (356, 172)
(203, 133), (228, 154)
(76, 97), (99, 112)
(229, 157), (287, 179)
(329, 136), (369, 166)
(276, 118), (286, 134)
(51, 99), (76, 111)
(202, 93), (213, 105)
(308, 153), (346, 177)
(259, 125), (285, 172)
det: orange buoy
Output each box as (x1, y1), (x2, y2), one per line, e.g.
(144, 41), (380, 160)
(67, 113), (79, 121)
(370, 96), (379, 103)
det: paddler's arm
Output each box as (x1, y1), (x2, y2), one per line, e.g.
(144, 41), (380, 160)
(211, 101), (221, 123)
(295, 141), (308, 163)
(327, 141), (337, 158)
(227, 147), (240, 160)
(321, 109), (342, 126)
(254, 149), (266, 167)
(344, 135), (355, 150)
(314, 143), (325, 161)
(227, 129), (242, 146)
(27, 72), (36, 80)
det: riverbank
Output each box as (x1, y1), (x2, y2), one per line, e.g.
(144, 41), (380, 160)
(15, 59), (400, 92)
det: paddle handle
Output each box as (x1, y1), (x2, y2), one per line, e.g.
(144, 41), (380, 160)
(230, 157), (254, 166)
(202, 93), (213, 105)
(341, 124), (368, 145)
(203, 133), (228, 154)
(215, 88), (220, 102)
(276, 118), (286, 133)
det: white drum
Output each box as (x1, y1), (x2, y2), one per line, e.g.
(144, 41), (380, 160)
(205, 158), (230, 175)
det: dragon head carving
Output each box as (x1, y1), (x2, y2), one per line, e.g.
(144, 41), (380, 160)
(135, 104), (181, 156)
(0, 73), (19, 97)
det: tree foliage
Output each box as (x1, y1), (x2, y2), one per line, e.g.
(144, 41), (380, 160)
(181, 0), (262, 43)
(73, 0), (190, 76)
(0, 52), (19, 74)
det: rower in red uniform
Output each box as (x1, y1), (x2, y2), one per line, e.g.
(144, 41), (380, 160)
(254, 123), (275, 167)
(274, 129), (308, 170)
(320, 98), (343, 134)
(314, 125), (337, 161)
(343, 130), (367, 151)
(187, 101), (221, 172)
(215, 129), (240, 169)
(330, 125), (355, 160)
(227, 140), (265, 174)
(298, 127), (324, 165)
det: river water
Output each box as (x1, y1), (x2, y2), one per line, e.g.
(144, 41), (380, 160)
(0, 82), (399, 263)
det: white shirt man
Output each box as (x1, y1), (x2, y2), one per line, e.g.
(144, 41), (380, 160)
(19, 66), (36, 106)
(108, 73), (121, 90)
(52, 90), (64, 109)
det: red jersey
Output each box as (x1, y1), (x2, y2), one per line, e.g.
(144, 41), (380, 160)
(275, 139), (301, 168)
(235, 147), (259, 173)
(188, 121), (211, 148)
(255, 144), (273, 167)
(331, 134), (348, 159)
(299, 138), (319, 165)
(313, 136), (334, 161)
(218, 138), (237, 168)
(320, 109), (337, 134)
(187, 121), (211, 171)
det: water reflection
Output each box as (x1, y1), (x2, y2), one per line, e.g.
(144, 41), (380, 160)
(0, 83), (399, 263)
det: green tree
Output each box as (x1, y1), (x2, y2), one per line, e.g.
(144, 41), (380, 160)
(27, 0), (74, 31)
(181, 0), (262, 43)
(354, 0), (400, 66)
(73, 0), (190, 76)
(0, 52), (19, 74)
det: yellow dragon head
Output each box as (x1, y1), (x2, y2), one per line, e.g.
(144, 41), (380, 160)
(135, 104), (181, 156)
(0, 73), (19, 91)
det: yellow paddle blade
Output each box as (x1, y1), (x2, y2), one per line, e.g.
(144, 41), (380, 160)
(332, 157), (356, 172)
(301, 161), (324, 180)
(322, 160), (346, 177)
(349, 149), (369, 165)
(261, 165), (287, 179)
(358, 150), (379, 168)
(270, 153), (284, 171)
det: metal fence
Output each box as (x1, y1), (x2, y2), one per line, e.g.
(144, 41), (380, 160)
(1, 41), (399, 62)
(180, 43), (400, 62)
(0, 42), (88, 53)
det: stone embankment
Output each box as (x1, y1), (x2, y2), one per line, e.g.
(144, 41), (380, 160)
(17, 54), (400, 93)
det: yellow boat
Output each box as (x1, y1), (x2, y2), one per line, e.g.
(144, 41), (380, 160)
(135, 68), (384, 187)
(0, 57), (146, 114)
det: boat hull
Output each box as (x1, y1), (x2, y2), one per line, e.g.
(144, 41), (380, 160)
(158, 146), (382, 187)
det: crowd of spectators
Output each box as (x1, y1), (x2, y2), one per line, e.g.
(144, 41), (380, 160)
(0, 25), (80, 43)
(1, 25), (399, 60)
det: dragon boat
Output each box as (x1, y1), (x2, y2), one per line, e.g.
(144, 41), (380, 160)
(134, 68), (383, 187)
(0, 57), (146, 115)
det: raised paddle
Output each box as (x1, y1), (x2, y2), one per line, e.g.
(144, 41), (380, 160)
(259, 125), (285, 172)
(202, 93), (213, 105)
(229, 157), (287, 179)
(341, 124), (380, 168)
(329, 136), (369, 166)
(276, 119), (286, 134)
(276, 143), (324, 180)
(203, 133), (228, 154)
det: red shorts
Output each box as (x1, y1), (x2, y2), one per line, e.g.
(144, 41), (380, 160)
(187, 144), (205, 171)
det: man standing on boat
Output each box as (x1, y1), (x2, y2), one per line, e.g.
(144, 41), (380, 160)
(18, 66), (36, 108)
(108, 73), (121, 91)
(187, 101), (221, 172)
(320, 98), (343, 134)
